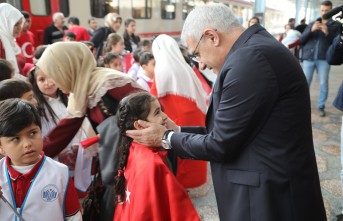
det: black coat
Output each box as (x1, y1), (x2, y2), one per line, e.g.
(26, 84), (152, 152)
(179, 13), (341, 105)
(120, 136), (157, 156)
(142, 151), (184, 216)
(172, 25), (326, 221)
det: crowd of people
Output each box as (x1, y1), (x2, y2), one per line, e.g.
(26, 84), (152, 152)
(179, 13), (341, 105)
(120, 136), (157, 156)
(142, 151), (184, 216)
(0, 1), (342, 221)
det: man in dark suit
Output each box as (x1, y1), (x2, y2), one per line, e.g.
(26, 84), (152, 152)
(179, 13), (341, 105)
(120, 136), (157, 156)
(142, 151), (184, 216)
(127, 3), (326, 221)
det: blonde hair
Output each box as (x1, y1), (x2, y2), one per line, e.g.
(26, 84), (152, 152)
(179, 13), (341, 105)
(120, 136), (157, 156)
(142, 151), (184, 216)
(103, 33), (123, 54)
(104, 12), (121, 28)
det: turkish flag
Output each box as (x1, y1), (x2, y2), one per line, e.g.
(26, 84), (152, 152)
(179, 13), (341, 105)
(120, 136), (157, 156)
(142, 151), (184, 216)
(150, 34), (209, 188)
(113, 142), (200, 221)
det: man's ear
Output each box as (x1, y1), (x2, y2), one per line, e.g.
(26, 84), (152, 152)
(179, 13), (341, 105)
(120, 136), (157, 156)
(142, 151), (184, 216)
(133, 121), (143, 130)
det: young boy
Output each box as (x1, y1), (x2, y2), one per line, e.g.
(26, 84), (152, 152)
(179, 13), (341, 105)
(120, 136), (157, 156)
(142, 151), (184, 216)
(136, 52), (155, 91)
(0, 99), (82, 221)
(0, 79), (37, 105)
(16, 11), (35, 64)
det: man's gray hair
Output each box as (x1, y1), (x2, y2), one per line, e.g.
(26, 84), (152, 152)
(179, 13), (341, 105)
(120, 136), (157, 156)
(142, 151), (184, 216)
(52, 12), (64, 22)
(181, 3), (241, 44)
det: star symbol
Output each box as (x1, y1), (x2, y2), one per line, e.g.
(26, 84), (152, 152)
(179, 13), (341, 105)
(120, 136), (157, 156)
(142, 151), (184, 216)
(125, 187), (131, 204)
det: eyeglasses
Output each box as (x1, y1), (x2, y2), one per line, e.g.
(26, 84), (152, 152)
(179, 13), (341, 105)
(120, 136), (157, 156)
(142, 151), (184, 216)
(189, 34), (204, 63)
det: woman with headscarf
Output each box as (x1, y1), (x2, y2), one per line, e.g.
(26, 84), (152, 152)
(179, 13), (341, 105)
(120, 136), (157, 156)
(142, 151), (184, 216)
(91, 12), (122, 59)
(151, 34), (209, 188)
(0, 3), (25, 79)
(36, 41), (142, 221)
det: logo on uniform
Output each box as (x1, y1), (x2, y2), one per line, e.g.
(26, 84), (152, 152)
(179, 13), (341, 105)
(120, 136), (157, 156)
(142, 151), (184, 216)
(41, 184), (59, 202)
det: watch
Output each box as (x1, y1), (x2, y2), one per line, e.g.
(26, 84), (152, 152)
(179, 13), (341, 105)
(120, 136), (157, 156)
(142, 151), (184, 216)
(161, 129), (174, 150)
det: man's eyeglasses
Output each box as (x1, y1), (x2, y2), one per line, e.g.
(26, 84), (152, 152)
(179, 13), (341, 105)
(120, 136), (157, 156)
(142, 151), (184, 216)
(189, 34), (204, 63)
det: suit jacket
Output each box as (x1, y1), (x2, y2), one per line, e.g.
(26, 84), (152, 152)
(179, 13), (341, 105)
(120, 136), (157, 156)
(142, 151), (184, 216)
(172, 25), (326, 221)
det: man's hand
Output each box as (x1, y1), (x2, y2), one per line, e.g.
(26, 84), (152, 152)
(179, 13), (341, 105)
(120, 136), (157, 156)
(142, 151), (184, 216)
(311, 21), (322, 32)
(126, 120), (168, 147)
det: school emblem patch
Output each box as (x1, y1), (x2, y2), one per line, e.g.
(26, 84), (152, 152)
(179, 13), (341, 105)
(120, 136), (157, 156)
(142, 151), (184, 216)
(41, 184), (59, 202)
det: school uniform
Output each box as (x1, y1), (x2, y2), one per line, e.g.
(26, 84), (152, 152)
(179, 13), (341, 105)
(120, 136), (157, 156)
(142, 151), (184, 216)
(0, 152), (80, 220)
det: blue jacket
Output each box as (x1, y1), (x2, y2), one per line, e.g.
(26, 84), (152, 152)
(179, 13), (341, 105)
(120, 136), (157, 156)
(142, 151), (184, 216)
(330, 35), (343, 111)
(300, 19), (341, 60)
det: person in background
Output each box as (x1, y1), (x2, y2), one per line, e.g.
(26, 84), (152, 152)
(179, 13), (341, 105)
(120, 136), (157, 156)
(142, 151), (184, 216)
(126, 3), (326, 221)
(43, 12), (68, 44)
(127, 47), (142, 81)
(67, 16), (90, 42)
(91, 13), (122, 59)
(65, 31), (76, 41)
(300, 0), (341, 117)
(288, 18), (296, 29)
(0, 79), (37, 105)
(33, 45), (48, 64)
(295, 18), (308, 33)
(104, 52), (122, 71)
(281, 23), (301, 57)
(113, 92), (200, 221)
(327, 33), (343, 221)
(136, 52), (154, 91)
(248, 16), (260, 27)
(87, 17), (98, 37)
(139, 39), (152, 52)
(0, 98), (82, 221)
(123, 18), (140, 53)
(0, 3), (26, 79)
(16, 11), (35, 64)
(102, 33), (127, 72)
(0, 59), (14, 81)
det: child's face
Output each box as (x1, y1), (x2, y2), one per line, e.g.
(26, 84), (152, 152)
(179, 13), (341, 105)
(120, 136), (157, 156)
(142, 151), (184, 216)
(21, 90), (37, 106)
(143, 59), (155, 78)
(106, 58), (122, 72)
(22, 17), (32, 32)
(0, 124), (43, 166)
(36, 70), (59, 98)
(146, 99), (167, 127)
(111, 39), (125, 54)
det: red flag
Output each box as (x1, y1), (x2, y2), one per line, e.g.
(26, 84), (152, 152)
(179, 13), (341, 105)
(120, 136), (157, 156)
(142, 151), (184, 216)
(114, 142), (200, 221)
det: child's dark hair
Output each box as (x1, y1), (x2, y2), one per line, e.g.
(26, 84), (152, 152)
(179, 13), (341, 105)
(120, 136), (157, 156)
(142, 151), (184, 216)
(0, 79), (32, 101)
(35, 45), (48, 60)
(114, 92), (156, 203)
(139, 52), (154, 66)
(66, 31), (76, 40)
(132, 47), (143, 63)
(104, 52), (121, 65)
(21, 11), (30, 19)
(0, 98), (41, 137)
(0, 59), (14, 81)
(28, 67), (68, 125)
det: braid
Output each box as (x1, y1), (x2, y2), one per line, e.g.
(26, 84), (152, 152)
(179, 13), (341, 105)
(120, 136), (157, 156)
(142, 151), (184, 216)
(113, 92), (156, 203)
(114, 104), (133, 203)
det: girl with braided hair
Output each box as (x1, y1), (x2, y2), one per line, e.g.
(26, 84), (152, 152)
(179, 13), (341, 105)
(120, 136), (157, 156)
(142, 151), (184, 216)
(113, 92), (200, 221)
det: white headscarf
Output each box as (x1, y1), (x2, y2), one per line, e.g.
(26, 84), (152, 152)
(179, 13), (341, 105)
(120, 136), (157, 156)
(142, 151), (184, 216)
(37, 42), (141, 117)
(152, 34), (207, 114)
(0, 3), (23, 76)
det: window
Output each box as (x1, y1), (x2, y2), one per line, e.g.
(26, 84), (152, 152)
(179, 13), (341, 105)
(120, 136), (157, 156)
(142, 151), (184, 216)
(59, 0), (69, 17)
(132, 0), (152, 19)
(183, 0), (213, 19)
(161, 0), (176, 19)
(29, 0), (50, 16)
(0, 0), (22, 10)
(90, 0), (119, 18)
